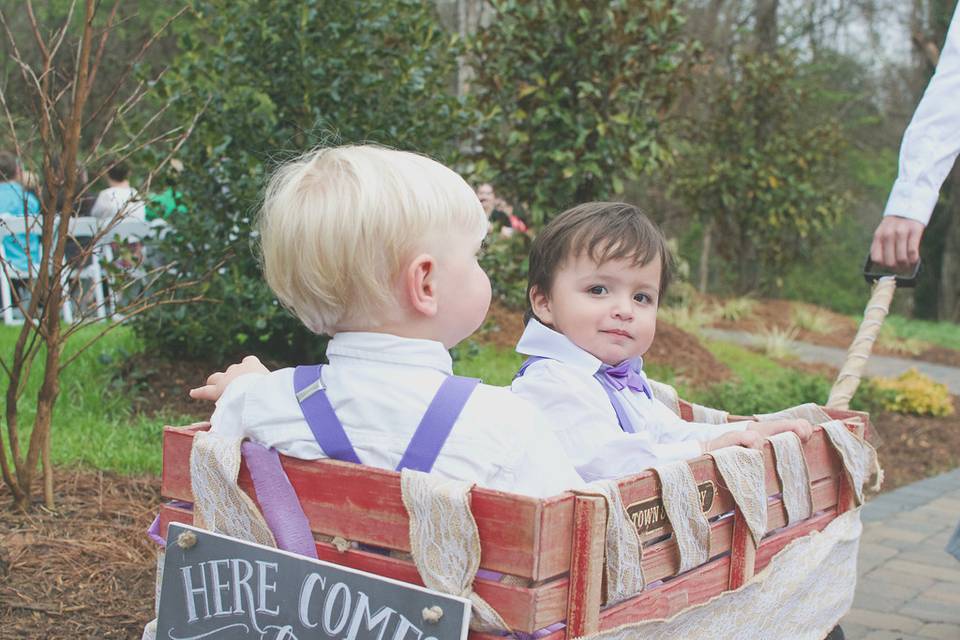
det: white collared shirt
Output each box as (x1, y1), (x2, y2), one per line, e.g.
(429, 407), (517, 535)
(210, 332), (585, 497)
(883, 4), (960, 225)
(512, 319), (746, 482)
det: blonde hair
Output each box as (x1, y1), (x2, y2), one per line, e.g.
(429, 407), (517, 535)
(259, 145), (486, 335)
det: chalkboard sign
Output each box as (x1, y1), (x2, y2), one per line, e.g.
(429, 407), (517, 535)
(157, 523), (471, 640)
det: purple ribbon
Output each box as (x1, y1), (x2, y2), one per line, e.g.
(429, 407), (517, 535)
(598, 358), (653, 399)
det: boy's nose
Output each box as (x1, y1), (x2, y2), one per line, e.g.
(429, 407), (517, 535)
(611, 299), (634, 320)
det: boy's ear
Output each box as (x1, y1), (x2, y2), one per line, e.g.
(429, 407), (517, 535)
(405, 253), (439, 317)
(529, 285), (553, 325)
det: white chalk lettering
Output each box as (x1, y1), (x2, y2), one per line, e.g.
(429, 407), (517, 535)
(345, 591), (396, 640)
(181, 562), (210, 622)
(208, 559), (232, 616)
(390, 614), (423, 640)
(257, 561), (280, 615)
(323, 582), (352, 636)
(298, 573), (327, 629)
(231, 558), (255, 615)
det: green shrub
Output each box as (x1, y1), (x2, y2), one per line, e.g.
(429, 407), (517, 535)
(480, 233), (531, 310)
(718, 297), (756, 322)
(791, 306), (832, 334)
(690, 372), (831, 416)
(132, 0), (467, 363)
(872, 368), (954, 417)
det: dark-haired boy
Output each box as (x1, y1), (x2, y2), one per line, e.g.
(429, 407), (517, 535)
(512, 202), (813, 481)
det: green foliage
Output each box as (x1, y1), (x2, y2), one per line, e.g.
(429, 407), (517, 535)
(0, 325), (191, 476)
(479, 232), (531, 310)
(691, 370), (831, 416)
(466, 0), (688, 224)
(882, 314), (960, 351)
(717, 297), (756, 322)
(133, 0), (467, 363)
(759, 324), (799, 359)
(659, 301), (718, 335)
(791, 306), (832, 334)
(451, 342), (525, 387)
(872, 368), (955, 417)
(674, 50), (849, 293)
(777, 216), (872, 315)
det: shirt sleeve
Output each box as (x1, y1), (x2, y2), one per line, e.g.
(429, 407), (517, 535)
(512, 361), (704, 482)
(647, 398), (750, 441)
(883, 5), (960, 225)
(209, 372), (267, 439)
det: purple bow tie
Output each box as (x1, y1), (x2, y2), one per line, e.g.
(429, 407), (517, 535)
(598, 359), (653, 399)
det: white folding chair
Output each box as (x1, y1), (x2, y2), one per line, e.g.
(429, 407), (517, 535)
(0, 215), (73, 325)
(67, 216), (109, 321)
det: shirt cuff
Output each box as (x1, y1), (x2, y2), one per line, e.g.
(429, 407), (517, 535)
(882, 180), (938, 225)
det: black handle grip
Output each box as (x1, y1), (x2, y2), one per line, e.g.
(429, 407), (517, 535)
(863, 255), (921, 288)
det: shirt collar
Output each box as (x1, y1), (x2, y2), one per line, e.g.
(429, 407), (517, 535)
(326, 331), (453, 375)
(517, 318), (646, 374)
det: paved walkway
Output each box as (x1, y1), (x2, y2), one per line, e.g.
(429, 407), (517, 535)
(702, 328), (960, 394)
(840, 468), (960, 639)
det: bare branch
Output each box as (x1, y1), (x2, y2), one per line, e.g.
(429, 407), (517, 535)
(84, 5), (189, 126)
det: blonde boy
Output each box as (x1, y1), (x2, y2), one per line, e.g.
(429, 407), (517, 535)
(512, 202), (813, 482)
(194, 146), (584, 497)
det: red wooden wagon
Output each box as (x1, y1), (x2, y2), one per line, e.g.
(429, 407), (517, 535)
(155, 395), (871, 640)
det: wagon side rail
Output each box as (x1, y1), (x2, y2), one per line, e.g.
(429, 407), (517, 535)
(158, 413), (866, 636)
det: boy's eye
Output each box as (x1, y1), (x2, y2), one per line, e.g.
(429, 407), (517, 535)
(588, 285), (608, 295)
(634, 292), (655, 304)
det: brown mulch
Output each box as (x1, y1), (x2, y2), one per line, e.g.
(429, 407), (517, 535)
(872, 397), (960, 492)
(712, 298), (960, 368)
(478, 300), (732, 388)
(0, 469), (159, 639)
(118, 357), (216, 422)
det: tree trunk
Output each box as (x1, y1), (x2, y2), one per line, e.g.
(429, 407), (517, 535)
(754, 0), (779, 55)
(938, 166), (960, 320)
(699, 220), (713, 294)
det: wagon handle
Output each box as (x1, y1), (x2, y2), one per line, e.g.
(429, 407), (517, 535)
(826, 274), (898, 410)
(863, 255), (921, 287)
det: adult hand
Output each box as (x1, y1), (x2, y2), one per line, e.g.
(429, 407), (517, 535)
(189, 355), (269, 403)
(870, 216), (925, 269)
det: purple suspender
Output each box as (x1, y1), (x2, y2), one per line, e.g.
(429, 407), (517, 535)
(515, 356), (637, 434)
(293, 365), (363, 464)
(147, 443), (320, 560)
(293, 365), (480, 473)
(241, 441), (319, 559)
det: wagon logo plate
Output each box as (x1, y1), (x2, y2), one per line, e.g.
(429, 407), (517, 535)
(626, 481), (716, 536)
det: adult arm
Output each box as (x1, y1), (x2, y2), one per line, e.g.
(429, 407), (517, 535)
(872, 6), (960, 267)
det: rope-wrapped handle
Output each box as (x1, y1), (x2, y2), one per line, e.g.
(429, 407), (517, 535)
(827, 277), (897, 410)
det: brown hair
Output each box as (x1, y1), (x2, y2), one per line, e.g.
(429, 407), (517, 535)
(526, 202), (672, 322)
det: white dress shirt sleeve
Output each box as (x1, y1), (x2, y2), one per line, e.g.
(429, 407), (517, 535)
(481, 395), (588, 497)
(512, 361), (705, 482)
(209, 371), (268, 438)
(645, 397), (749, 441)
(883, 5), (960, 225)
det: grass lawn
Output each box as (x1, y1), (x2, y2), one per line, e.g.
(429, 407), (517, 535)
(0, 324), (193, 476)
(883, 314), (960, 351)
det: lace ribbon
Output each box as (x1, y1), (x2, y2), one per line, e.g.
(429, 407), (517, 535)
(821, 420), (881, 506)
(654, 461), (710, 574)
(711, 446), (767, 547)
(190, 431), (277, 547)
(577, 480), (646, 605)
(399, 470), (509, 633)
(769, 432), (814, 525)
